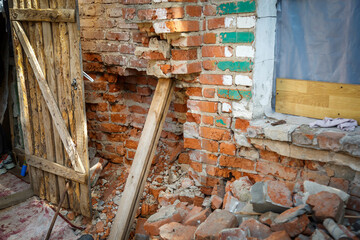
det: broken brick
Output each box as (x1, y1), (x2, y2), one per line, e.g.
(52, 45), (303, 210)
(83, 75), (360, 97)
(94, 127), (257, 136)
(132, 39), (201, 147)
(159, 222), (197, 240)
(240, 219), (272, 239)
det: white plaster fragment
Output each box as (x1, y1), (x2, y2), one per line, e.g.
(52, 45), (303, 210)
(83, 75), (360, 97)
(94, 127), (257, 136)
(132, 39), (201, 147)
(235, 75), (252, 86)
(224, 47), (233, 57)
(222, 102), (232, 113)
(232, 101), (252, 119)
(237, 16), (256, 28)
(225, 17), (235, 28)
(222, 75), (233, 85)
(236, 46), (255, 58)
(235, 132), (252, 147)
(153, 22), (171, 33)
(155, 8), (167, 20)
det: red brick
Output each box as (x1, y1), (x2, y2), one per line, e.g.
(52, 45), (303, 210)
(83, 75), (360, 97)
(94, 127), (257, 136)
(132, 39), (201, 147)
(260, 150), (280, 162)
(329, 177), (349, 192)
(267, 181), (293, 208)
(183, 208), (210, 226)
(111, 104), (126, 112)
(186, 5), (202, 17)
(202, 115), (214, 125)
(301, 170), (330, 185)
(184, 138), (201, 150)
(202, 60), (217, 70)
(271, 214), (310, 238)
(172, 35), (202, 47)
(159, 222), (197, 240)
(347, 196), (360, 212)
(129, 105), (148, 114)
(174, 103), (187, 113)
(240, 219), (272, 239)
(202, 139), (219, 152)
(202, 88), (215, 98)
(138, 7), (184, 20)
(257, 161), (297, 181)
(172, 49), (197, 60)
(215, 116), (231, 128)
(220, 143), (236, 155)
(208, 17), (225, 30)
(202, 46), (230, 57)
(199, 74), (223, 85)
(203, 33), (216, 44)
(186, 112), (201, 124)
(111, 114), (127, 124)
(125, 140), (138, 149)
(186, 87), (202, 97)
(165, 20), (199, 32)
(200, 126), (231, 141)
(204, 5), (216, 16)
(211, 195), (223, 209)
(317, 132), (346, 151)
(187, 100), (218, 113)
(122, 8), (135, 19)
(105, 31), (129, 41)
(99, 123), (126, 133)
(178, 153), (190, 164)
(83, 53), (102, 62)
(234, 119), (250, 132)
(190, 160), (202, 172)
(172, 62), (202, 74)
(219, 155), (255, 171)
(266, 231), (291, 240)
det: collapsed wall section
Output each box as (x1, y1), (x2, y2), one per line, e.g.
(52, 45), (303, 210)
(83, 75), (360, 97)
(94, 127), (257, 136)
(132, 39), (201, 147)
(78, 0), (360, 217)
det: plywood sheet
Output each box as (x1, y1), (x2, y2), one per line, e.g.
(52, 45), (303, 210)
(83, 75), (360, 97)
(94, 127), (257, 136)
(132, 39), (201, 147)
(275, 78), (360, 122)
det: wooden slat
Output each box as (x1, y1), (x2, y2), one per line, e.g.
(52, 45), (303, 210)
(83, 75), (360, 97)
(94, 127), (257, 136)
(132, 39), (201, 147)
(109, 78), (175, 240)
(12, 20), (86, 174)
(26, 155), (87, 184)
(275, 78), (360, 122)
(10, 8), (75, 22)
(50, 0), (69, 208)
(68, 0), (91, 217)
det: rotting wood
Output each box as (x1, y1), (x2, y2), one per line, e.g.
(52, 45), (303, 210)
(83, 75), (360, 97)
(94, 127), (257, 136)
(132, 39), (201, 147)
(12, 20), (85, 174)
(10, 8), (75, 22)
(0, 188), (34, 209)
(109, 78), (175, 240)
(26, 155), (87, 184)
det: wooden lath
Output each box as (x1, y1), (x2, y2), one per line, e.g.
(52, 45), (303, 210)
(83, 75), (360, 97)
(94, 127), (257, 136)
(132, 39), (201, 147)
(10, 8), (76, 22)
(13, 20), (85, 173)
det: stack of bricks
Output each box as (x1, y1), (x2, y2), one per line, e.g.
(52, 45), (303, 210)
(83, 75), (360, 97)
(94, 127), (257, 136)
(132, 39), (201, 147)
(78, 0), (360, 216)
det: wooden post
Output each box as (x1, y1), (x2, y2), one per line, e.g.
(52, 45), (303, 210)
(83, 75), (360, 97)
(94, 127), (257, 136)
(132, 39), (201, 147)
(109, 78), (175, 240)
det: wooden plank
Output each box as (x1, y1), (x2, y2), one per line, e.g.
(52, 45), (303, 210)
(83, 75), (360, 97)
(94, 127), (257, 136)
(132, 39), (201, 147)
(276, 78), (360, 122)
(39, 0), (59, 204)
(109, 78), (175, 240)
(9, 8), (75, 22)
(0, 188), (34, 210)
(50, 0), (69, 208)
(26, 155), (87, 184)
(12, 21), (86, 174)
(68, 0), (91, 217)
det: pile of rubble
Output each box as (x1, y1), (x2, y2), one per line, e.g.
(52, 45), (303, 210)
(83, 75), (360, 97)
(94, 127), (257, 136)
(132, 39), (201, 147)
(135, 177), (360, 240)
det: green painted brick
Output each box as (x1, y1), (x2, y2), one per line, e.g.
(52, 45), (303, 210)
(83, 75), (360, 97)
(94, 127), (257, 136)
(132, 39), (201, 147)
(217, 89), (252, 100)
(220, 32), (254, 43)
(216, 119), (227, 126)
(217, 61), (253, 72)
(217, 1), (256, 15)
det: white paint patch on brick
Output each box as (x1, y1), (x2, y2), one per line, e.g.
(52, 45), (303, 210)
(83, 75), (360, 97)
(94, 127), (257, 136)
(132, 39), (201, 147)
(225, 17), (235, 28)
(222, 75), (233, 85)
(232, 101), (252, 119)
(224, 47), (232, 57)
(153, 0), (168, 2)
(235, 75), (252, 86)
(155, 8), (167, 20)
(237, 16), (256, 28)
(153, 22), (170, 33)
(236, 46), (255, 58)
(222, 102), (232, 112)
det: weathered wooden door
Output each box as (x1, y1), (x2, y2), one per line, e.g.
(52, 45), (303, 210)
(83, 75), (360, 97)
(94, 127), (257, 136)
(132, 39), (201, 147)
(9, 0), (91, 217)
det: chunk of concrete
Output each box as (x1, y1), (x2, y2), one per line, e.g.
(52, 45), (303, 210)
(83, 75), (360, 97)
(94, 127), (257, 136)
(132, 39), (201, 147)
(251, 181), (293, 213)
(230, 176), (253, 202)
(271, 214), (310, 238)
(323, 218), (348, 240)
(259, 211), (279, 226)
(310, 229), (332, 240)
(194, 210), (238, 240)
(303, 181), (350, 203)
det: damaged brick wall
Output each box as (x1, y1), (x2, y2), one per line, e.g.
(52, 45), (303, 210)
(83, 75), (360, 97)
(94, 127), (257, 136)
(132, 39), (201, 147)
(78, 0), (360, 219)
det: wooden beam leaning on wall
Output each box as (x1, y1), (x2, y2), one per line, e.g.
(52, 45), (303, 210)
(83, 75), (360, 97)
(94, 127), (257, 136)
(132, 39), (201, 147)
(12, 21), (85, 174)
(109, 78), (175, 240)
(9, 8), (75, 22)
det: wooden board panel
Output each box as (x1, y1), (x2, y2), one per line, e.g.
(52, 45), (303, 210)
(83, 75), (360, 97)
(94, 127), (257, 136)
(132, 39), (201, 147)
(275, 78), (360, 122)
(10, 0), (91, 217)
(10, 8), (75, 22)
